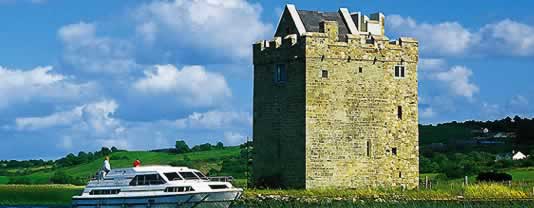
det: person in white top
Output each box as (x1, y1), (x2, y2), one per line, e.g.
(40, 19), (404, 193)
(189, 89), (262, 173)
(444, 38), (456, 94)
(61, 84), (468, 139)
(101, 156), (111, 178)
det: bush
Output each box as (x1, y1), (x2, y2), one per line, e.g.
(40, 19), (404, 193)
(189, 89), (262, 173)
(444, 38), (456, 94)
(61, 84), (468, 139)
(476, 172), (512, 182)
(8, 177), (33, 184)
(50, 171), (86, 185)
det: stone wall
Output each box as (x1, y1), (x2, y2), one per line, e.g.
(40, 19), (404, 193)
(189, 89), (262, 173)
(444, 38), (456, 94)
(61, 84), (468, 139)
(303, 21), (419, 189)
(252, 34), (307, 188)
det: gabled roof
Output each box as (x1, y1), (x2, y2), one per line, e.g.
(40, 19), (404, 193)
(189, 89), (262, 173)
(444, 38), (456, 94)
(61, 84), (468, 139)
(297, 10), (350, 40)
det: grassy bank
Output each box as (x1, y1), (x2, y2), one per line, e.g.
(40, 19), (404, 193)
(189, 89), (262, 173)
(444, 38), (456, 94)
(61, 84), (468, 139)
(243, 184), (533, 201)
(0, 185), (82, 206)
(1, 184), (533, 206)
(5, 146), (241, 184)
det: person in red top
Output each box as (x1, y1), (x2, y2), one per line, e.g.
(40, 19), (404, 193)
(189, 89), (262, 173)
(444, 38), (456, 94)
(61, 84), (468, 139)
(133, 159), (141, 167)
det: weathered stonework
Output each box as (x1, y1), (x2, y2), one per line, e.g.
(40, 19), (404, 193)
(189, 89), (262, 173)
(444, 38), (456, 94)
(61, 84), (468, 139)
(253, 5), (419, 189)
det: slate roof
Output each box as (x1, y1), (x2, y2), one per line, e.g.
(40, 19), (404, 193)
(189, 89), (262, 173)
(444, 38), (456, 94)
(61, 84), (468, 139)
(296, 10), (350, 41)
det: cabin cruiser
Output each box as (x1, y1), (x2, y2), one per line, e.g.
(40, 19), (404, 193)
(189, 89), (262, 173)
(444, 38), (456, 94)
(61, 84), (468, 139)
(72, 166), (243, 208)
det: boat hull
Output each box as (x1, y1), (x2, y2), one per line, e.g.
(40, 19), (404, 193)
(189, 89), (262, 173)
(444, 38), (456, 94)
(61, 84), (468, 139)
(72, 190), (242, 208)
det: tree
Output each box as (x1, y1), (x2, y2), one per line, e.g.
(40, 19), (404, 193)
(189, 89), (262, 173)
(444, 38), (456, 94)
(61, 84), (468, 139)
(111, 146), (118, 152)
(216, 142), (224, 149)
(175, 140), (190, 153)
(191, 143), (212, 152)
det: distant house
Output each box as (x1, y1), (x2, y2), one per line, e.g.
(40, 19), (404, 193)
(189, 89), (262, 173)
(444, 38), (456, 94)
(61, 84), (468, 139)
(512, 151), (527, 160)
(496, 151), (528, 161)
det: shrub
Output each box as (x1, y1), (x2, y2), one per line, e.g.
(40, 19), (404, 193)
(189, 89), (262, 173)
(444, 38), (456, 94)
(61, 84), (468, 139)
(476, 172), (512, 182)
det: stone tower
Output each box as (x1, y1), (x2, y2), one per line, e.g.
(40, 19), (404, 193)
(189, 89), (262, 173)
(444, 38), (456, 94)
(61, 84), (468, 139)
(252, 4), (419, 189)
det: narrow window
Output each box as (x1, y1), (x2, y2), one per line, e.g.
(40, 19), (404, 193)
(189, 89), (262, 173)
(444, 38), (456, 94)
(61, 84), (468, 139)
(399, 171), (402, 178)
(321, 69), (328, 78)
(274, 64), (287, 83)
(394, 66), (405, 78)
(397, 106), (403, 120)
(366, 141), (371, 157)
(359, 67), (363, 73)
(392, 147), (397, 156)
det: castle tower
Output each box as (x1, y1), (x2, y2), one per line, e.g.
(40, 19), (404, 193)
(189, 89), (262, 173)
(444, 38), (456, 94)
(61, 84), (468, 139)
(252, 4), (419, 189)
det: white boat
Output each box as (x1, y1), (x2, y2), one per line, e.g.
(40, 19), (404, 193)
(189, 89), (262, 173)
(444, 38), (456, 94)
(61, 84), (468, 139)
(72, 165), (243, 208)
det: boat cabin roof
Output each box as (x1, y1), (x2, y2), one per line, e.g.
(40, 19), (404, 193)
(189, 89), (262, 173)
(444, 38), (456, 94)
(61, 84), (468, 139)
(106, 165), (200, 177)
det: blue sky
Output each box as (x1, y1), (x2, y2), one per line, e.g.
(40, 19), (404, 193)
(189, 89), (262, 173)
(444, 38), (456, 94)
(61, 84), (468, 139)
(1, 0), (533, 160)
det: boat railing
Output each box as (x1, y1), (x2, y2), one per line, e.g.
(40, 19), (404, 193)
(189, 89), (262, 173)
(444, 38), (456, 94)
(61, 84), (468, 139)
(208, 176), (233, 182)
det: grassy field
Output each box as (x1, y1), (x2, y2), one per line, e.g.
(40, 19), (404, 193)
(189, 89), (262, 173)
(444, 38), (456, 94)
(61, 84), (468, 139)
(5, 147), (241, 184)
(0, 176), (8, 184)
(0, 185), (82, 206)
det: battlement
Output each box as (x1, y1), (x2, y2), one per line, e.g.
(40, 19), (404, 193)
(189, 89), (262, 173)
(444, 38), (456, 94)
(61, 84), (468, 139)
(257, 4), (417, 52)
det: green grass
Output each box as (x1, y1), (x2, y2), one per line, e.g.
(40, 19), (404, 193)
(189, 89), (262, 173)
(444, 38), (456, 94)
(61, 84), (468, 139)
(0, 176), (8, 184)
(0, 185), (82, 206)
(507, 167), (534, 181)
(6, 147), (241, 184)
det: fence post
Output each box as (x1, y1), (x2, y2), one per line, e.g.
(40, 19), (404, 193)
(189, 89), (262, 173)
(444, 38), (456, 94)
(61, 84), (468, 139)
(464, 176), (468, 186)
(425, 176), (428, 189)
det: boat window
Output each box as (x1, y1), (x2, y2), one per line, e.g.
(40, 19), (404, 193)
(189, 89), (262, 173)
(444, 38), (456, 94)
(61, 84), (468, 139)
(164, 172), (182, 181)
(179, 172), (199, 180)
(129, 174), (166, 186)
(194, 171), (208, 180)
(164, 186), (195, 192)
(209, 184), (228, 189)
(90, 189), (120, 195)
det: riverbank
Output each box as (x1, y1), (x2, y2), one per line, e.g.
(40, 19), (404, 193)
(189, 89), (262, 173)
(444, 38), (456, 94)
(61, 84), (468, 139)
(1, 184), (533, 207)
(0, 185), (82, 206)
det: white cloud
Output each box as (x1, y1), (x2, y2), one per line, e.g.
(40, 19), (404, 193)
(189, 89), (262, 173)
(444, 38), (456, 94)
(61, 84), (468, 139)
(434, 66), (479, 99)
(420, 107), (436, 119)
(388, 16), (534, 57)
(0, 65), (95, 109)
(176, 110), (251, 130)
(510, 95), (529, 106)
(387, 15), (474, 56)
(478, 19), (534, 56)
(133, 0), (272, 60)
(224, 131), (246, 146)
(16, 100), (119, 134)
(419, 58), (446, 71)
(134, 65), (231, 107)
(58, 22), (137, 74)
(14, 101), (251, 152)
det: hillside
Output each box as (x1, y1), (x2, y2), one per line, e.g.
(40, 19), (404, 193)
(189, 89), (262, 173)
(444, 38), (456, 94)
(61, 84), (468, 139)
(2, 146), (245, 185)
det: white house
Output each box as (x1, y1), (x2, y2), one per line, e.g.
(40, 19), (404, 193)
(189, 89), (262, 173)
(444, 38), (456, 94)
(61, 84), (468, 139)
(512, 151), (527, 160)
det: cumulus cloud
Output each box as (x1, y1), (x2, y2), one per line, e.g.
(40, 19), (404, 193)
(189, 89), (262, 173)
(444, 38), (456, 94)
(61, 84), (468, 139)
(134, 65), (231, 107)
(175, 110), (251, 129)
(0, 65), (95, 109)
(133, 0), (272, 60)
(387, 15), (474, 56)
(388, 15), (534, 57)
(420, 107), (436, 119)
(477, 19), (534, 56)
(419, 58), (447, 71)
(58, 22), (137, 74)
(224, 131), (246, 146)
(16, 100), (120, 134)
(12, 99), (251, 155)
(433, 66), (479, 99)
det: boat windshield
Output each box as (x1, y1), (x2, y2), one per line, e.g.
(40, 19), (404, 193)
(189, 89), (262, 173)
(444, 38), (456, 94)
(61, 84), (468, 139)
(194, 171), (208, 180)
(129, 174), (166, 186)
(179, 172), (199, 180)
(164, 172), (182, 181)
